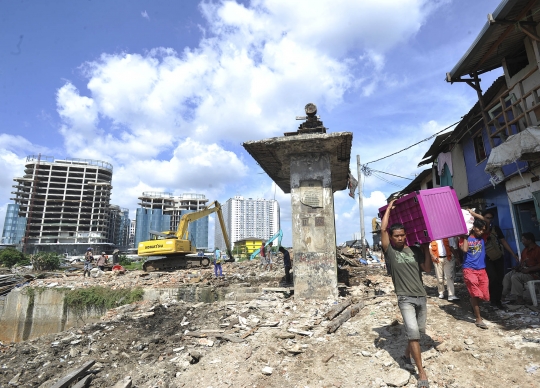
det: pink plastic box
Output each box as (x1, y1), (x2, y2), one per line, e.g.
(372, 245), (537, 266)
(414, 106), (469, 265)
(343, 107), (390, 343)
(378, 187), (467, 245)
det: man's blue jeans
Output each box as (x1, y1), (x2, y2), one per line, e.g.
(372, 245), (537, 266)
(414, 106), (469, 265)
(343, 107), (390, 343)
(214, 263), (222, 277)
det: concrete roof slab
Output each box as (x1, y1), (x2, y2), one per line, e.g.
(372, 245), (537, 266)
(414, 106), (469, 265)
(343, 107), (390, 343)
(243, 132), (353, 194)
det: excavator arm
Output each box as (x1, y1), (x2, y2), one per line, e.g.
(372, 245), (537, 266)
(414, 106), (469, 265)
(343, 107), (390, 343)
(214, 204), (235, 262)
(176, 201), (222, 240)
(249, 229), (283, 260)
(175, 200), (235, 262)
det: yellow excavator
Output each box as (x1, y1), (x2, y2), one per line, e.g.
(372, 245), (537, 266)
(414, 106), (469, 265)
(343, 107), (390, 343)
(138, 200), (234, 271)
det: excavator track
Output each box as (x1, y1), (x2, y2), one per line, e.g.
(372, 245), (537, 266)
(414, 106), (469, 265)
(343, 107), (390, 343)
(143, 255), (211, 272)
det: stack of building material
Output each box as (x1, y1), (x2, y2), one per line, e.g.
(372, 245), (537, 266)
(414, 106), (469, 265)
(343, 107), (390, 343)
(0, 274), (24, 296)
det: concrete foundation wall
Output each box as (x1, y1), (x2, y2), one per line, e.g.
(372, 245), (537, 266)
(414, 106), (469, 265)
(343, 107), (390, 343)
(290, 153), (338, 299)
(0, 284), (264, 343)
(0, 288), (104, 343)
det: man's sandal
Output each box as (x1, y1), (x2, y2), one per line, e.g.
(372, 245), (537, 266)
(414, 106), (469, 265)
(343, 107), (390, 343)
(417, 380), (429, 387)
(475, 321), (488, 329)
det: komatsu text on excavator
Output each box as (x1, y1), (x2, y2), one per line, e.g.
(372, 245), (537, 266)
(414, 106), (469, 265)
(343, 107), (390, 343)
(137, 201), (234, 271)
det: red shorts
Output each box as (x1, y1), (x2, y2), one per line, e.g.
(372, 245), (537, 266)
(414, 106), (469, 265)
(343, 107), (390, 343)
(463, 268), (490, 301)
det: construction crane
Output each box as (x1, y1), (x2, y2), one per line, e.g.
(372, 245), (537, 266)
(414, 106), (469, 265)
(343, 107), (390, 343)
(138, 200), (234, 271)
(249, 229), (283, 261)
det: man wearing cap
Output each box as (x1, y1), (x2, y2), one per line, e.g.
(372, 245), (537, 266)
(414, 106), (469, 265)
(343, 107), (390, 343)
(96, 252), (108, 271)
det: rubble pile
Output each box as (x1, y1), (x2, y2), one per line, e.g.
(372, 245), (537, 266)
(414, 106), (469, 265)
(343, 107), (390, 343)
(0, 274), (27, 296)
(1, 263), (539, 387)
(23, 259), (296, 292)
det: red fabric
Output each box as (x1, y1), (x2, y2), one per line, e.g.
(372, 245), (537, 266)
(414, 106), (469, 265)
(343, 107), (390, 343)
(463, 268), (490, 301)
(112, 265), (125, 273)
(521, 243), (540, 279)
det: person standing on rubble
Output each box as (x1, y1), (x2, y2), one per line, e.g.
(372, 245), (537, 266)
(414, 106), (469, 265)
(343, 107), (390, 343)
(279, 246), (292, 284)
(459, 218), (490, 329)
(83, 248), (94, 278)
(112, 249), (120, 265)
(259, 242), (266, 270)
(214, 247), (223, 278)
(381, 199), (431, 388)
(430, 239), (459, 301)
(96, 252), (108, 271)
(468, 209), (518, 309)
(265, 242), (273, 271)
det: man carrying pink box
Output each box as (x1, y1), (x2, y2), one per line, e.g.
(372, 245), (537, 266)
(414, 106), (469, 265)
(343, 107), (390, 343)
(381, 199), (431, 388)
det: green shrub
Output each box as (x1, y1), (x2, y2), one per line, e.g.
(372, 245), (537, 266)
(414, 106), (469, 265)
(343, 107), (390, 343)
(64, 286), (144, 314)
(119, 254), (131, 266)
(122, 261), (143, 270)
(0, 248), (29, 268)
(31, 252), (61, 270)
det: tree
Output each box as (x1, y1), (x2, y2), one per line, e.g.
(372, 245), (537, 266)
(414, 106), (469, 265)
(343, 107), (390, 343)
(0, 248), (29, 268)
(31, 252), (61, 270)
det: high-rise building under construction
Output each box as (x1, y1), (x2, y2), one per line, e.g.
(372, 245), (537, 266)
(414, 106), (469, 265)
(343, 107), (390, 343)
(134, 192), (209, 249)
(3, 155), (128, 254)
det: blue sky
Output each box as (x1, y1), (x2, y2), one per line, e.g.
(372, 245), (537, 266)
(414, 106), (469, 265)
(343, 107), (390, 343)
(0, 0), (504, 246)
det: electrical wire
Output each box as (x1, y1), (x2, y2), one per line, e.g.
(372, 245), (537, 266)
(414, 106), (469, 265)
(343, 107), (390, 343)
(371, 172), (403, 188)
(364, 120), (461, 165)
(368, 169), (413, 180)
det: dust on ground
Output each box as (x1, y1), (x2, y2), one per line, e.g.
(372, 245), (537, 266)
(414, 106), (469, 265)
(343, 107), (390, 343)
(1, 259), (539, 388)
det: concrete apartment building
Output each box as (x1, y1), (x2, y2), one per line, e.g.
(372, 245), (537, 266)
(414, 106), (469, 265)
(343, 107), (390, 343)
(214, 196), (280, 250)
(134, 192), (209, 249)
(2, 155), (128, 255)
(128, 220), (136, 248)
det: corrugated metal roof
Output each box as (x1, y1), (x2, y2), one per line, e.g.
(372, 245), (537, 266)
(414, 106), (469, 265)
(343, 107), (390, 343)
(402, 169), (432, 194)
(448, 0), (540, 80)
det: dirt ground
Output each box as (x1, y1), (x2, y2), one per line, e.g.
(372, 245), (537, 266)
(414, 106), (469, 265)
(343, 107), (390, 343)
(1, 259), (540, 388)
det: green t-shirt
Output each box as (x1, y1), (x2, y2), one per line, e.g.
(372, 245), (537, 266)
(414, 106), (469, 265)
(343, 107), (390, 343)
(385, 244), (427, 297)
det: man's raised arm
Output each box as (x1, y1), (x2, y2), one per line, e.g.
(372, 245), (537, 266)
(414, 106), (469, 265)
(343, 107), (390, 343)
(420, 244), (432, 273)
(381, 199), (396, 253)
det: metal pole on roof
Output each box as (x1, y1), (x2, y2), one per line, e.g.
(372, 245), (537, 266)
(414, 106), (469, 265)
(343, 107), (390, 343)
(357, 155), (366, 260)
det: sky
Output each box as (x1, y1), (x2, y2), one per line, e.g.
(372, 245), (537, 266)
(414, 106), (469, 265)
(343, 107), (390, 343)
(0, 0), (505, 247)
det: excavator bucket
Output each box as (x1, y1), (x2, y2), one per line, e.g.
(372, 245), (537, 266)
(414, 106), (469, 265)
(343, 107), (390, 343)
(225, 249), (235, 262)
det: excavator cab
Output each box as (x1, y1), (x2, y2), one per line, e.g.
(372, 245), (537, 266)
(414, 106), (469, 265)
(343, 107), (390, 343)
(138, 201), (234, 271)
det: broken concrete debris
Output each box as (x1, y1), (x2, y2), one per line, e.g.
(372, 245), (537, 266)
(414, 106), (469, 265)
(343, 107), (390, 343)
(1, 259), (540, 387)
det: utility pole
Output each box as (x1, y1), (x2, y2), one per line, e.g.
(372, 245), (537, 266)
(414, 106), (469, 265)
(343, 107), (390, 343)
(357, 155), (366, 260)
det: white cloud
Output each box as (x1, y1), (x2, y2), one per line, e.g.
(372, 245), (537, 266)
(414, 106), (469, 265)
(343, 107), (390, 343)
(9, 0), (448, 248)
(333, 189), (388, 244)
(57, 0), (444, 151)
(103, 138), (249, 227)
(205, 0), (443, 56)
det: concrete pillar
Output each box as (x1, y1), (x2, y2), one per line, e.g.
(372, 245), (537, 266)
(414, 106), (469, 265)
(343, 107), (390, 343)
(242, 105), (352, 301)
(290, 153), (338, 299)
